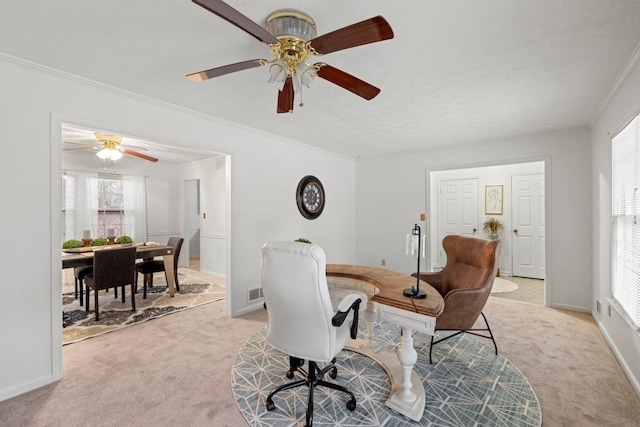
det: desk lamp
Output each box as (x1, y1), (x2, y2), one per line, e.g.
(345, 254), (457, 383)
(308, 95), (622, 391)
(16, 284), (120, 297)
(404, 224), (427, 299)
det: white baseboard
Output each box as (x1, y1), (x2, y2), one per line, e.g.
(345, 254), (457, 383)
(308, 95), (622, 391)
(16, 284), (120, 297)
(233, 301), (265, 317)
(199, 269), (225, 279)
(592, 311), (640, 400)
(550, 302), (591, 313)
(0, 375), (55, 402)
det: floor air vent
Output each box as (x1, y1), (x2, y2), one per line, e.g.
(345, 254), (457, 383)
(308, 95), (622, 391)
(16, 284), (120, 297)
(248, 287), (264, 303)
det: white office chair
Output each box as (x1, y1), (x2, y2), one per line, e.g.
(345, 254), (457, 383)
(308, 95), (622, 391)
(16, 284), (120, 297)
(261, 241), (364, 427)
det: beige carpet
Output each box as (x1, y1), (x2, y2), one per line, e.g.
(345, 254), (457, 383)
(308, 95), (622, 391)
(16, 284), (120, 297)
(491, 277), (519, 293)
(2, 295), (640, 426)
(62, 272), (225, 344)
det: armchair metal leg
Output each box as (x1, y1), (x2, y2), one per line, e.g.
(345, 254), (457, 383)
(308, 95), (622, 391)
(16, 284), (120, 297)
(429, 312), (498, 363)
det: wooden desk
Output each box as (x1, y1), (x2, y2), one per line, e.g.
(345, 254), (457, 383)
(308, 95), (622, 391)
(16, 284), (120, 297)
(326, 264), (444, 422)
(61, 244), (177, 297)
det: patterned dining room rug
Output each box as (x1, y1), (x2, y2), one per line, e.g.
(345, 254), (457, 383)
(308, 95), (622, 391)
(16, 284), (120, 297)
(232, 318), (541, 426)
(62, 272), (225, 345)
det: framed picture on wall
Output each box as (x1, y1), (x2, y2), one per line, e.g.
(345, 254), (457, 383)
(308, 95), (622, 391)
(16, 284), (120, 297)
(485, 185), (503, 215)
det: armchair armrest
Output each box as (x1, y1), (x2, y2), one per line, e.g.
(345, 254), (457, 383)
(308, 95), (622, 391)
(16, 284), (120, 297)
(331, 294), (362, 339)
(411, 271), (444, 293)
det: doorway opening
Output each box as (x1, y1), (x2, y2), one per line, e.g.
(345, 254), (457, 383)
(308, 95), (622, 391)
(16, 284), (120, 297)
(428, 160), (546, 306)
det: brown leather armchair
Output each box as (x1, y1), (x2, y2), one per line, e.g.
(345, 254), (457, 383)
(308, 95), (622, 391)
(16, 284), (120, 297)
(413, 234), (501, 363)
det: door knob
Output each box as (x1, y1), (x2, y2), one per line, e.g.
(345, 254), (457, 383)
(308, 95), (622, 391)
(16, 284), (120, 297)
(513, 229), (518, 233)
(473, 228), (477, 233)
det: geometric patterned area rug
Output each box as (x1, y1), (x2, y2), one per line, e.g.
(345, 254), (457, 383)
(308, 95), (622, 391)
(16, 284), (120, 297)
(62, 272), (225, 345)
(232, 318), (541, 426)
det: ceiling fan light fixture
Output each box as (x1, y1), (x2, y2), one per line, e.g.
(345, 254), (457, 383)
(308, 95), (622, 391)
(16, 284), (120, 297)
(96, 147), (123, 161)
(268, 59), (288, 90)
(95, 132), (124, 161)
(265, 10), (317, 40)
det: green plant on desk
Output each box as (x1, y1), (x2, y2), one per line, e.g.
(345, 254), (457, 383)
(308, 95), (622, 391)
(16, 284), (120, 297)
(295, 237), (312, 244)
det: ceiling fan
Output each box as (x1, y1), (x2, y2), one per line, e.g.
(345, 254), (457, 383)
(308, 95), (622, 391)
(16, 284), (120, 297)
(186, 0), (394, 113)
(64, 132), (159, 163)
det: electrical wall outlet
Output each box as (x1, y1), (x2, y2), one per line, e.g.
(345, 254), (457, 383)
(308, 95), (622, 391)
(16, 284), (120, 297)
(608, 304), (612, 317)
(420, 213), (426, 221)
(381, 259), (386, 266)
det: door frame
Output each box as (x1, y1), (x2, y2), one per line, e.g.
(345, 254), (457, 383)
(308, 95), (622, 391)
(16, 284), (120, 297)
(426, 156), (551, 307)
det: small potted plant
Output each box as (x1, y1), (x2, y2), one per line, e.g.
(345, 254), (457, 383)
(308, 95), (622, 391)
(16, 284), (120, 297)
(91, 237), (109, 246)
(116, 235), (133, 245)
(295, 237), (312, 244)
(62, 239), (83, 250)
(482, 217), (504, 240)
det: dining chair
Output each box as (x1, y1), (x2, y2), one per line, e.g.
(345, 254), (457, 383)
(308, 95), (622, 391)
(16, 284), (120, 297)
(134, 237), (183, 298)
(84, 246), (137, 321)
(74, 266), (92, 306)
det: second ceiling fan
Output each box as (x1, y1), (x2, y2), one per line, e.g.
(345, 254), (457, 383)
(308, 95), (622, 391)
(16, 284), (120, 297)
(186, 0), (394, 113)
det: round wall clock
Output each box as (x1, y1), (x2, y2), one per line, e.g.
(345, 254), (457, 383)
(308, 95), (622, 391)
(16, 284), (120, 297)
(296, 175), (325, 220)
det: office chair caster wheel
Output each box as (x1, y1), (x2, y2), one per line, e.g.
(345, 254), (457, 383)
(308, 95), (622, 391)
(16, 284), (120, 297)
(265, 399), (276, 412)
(286, 370), (295, 379)
(329, 366), (338, 379)
(346, 399), (356, 411)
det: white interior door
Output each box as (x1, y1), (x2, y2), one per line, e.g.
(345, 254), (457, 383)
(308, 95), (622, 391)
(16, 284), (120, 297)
(438, 178), (478, 267)
(511, 173), (545, 279)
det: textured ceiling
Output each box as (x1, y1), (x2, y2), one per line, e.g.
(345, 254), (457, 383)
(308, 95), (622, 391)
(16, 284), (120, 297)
(2, 0), (640, 158)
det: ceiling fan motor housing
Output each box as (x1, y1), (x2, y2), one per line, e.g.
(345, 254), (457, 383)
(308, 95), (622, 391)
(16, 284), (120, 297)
(265, 10), (317, 72)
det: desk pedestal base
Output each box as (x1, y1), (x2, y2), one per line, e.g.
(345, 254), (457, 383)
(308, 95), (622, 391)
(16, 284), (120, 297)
(347, 307), (430, 422)
(348, 339), (426, 422)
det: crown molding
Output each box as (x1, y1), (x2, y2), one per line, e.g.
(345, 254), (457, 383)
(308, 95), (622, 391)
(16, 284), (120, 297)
(0, 52), (355, 161)
(588, 39), (640, 127)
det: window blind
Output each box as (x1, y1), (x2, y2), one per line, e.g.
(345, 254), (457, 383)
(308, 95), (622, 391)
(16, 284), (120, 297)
(612, 114), (640, 329)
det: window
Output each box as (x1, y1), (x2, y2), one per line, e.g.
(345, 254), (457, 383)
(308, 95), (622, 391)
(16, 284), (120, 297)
(96, 175), (126, 238)
(62, 171), (146, 243)
(612, 114), (640, 329)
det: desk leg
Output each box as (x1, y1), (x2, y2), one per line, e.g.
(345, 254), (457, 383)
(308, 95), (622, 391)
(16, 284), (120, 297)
(397, 327), (417, 402)
(163, 254), (175, 297)
(384, 326), (425, 422)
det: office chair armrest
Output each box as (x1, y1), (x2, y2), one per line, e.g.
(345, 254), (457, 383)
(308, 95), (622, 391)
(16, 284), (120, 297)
(331, 294), (362, 339)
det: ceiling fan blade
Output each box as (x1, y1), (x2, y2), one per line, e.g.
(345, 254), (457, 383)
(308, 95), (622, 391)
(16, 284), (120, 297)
(123, 148), (158, 163)
(309, 16), (394, 55)
(315, 64), (381, 100)
(187, 59), (266, 82)
(192, 0), (279, 44)
(277, 77), (294, 114)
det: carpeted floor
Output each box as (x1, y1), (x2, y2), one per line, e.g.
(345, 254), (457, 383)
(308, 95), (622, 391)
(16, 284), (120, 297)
(232, 320), (541, 426)
(2, 289), (640, 426)
(62, 272), (225, 344)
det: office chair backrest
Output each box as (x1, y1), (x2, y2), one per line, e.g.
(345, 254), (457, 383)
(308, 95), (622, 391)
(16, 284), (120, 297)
(261, 241), (338, 362)
(92, 246), (137, 291)
(440, 235), (501, 296)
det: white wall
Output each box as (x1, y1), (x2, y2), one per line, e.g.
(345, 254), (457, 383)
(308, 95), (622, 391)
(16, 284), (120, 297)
(356, 127), (591, 311)
(591, 58), (640, 395)
(0, 57), (356, 401)
(429, 162), (544, 275)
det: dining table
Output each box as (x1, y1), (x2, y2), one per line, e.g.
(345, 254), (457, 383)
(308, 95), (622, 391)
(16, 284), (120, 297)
(61, 243), (177, 296)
